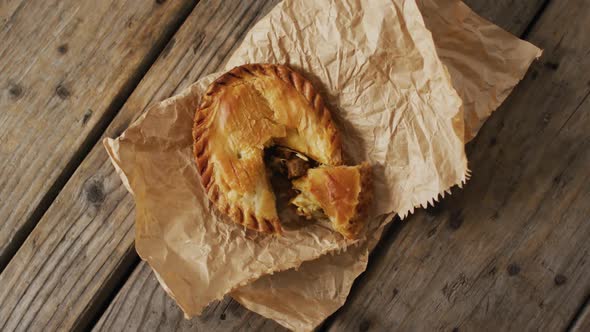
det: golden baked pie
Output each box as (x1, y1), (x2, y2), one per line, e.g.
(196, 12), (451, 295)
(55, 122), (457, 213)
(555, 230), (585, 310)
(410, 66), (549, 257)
(193, 63), (371, 238)
(291, 163), (372, 239)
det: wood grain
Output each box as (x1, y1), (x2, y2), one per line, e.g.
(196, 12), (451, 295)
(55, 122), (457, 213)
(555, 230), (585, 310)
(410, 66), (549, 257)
(0, 0), (197, 270)
(464, 0), (548, 36)
(572, 301), (590, 332)
(92, 0), (550, 331)
(326, 0), (590, 331)
(0, 0), (282, 331)
(92, 262), (285, 332)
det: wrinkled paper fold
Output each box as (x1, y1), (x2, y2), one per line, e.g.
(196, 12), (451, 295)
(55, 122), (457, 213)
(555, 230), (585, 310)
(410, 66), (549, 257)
(104, 0), (540, 330)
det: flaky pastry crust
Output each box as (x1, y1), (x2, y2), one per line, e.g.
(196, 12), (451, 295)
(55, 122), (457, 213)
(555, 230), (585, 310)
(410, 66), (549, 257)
(291, 163), (372, 239)
(193, 64), (343, 234)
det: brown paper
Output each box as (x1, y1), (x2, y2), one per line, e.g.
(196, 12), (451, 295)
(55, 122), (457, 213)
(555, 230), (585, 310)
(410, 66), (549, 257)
(104, 0), (540, 330)
(418, 0), (542, 141)
(104, 80), (354, 315)
(227, 2), (540, 330)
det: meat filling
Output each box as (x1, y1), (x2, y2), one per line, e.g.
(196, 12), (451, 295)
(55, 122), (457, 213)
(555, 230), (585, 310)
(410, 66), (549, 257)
(265, 146), (314, 179)
(285, 157), (309, 179)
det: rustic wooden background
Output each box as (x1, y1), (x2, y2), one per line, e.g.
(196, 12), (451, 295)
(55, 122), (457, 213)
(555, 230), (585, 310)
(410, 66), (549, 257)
(1, 0), (589, 331)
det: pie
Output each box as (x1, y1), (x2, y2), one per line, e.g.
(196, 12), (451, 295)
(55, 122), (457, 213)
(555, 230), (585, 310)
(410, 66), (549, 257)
(193, 63), (371, 238)
(291, 163), (372, 239)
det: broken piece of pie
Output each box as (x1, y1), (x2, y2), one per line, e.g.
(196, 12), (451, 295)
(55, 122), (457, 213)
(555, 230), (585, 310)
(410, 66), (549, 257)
(291, 163), (372, 239)
(193, 63), (372, 239)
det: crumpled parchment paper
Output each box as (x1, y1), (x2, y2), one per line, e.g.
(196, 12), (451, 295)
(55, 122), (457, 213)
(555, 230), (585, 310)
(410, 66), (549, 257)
(104, 0), (541, 330)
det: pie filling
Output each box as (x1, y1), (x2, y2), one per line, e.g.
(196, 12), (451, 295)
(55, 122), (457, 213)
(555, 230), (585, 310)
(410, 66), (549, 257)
(265, 146), (371, 239)
(266, 146), (317, 179)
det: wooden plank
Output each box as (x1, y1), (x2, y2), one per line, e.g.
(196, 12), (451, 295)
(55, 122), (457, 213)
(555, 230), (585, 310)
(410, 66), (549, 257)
(0, 0), (197, 270)
(91, 0), (547, 331)
(572, 300), (590, 332)
(464, 0), (548, 36)
(326, 1), (590, 331)
(0, 0), (281, 331)
(92, 262), (285, 332)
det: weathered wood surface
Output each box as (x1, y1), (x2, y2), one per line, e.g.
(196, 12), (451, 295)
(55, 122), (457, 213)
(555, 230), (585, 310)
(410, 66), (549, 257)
(0, 0), (196, 270)
(327, 0), (590, 331)
(92, 262), (284, 332)
(0, 0), (281, 331)
(465, 0), (547, 36)
(572, 302), (590, 332)
(93, 0), (552, 331)
(5, 0), (589, 331)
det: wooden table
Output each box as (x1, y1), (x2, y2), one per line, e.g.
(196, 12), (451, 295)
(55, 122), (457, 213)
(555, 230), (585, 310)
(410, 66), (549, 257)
(1, 0), (589, 331)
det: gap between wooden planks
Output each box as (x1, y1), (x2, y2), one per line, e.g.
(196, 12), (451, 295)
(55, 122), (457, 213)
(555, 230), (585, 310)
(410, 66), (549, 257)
(0, 0), (198, 272)
(0, 0), (281, 331)
(327, 0), (590, 330)
(571, 298), (590, 332)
